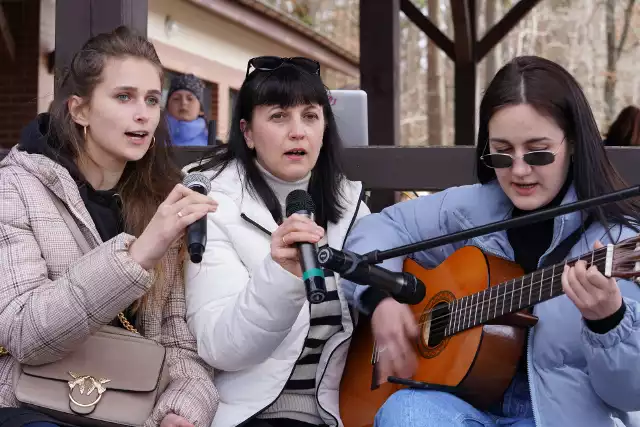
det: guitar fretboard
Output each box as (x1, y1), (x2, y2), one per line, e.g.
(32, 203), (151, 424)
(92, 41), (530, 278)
(444, 247), (607, 336)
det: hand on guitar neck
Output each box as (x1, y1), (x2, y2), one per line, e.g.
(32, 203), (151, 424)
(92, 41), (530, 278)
(562, 240), (624, 321)
(371, 298), (420, 381)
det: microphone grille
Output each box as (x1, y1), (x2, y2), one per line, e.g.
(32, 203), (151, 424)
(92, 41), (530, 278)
(182, 172), (212, 194)
(286, 189), (315, 217)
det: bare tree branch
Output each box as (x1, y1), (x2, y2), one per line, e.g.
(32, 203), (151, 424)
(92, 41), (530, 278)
(616, 0), (637, 61)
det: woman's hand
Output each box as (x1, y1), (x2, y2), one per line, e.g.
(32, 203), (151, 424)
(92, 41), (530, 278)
(562, 241), (623, 321)
(129, 184), (218, 270)
(160, 413), (194, 427)
(370, 298), (419, 382)
(271, 213), (324, 277)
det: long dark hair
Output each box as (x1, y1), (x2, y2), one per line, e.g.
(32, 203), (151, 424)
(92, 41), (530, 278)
(476, 56), (640, 230)
(191, 65), (346, 226)
(605, 105), (640, 147)
(48, 26), (183, 307)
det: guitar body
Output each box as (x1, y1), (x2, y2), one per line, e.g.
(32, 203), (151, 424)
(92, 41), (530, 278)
(340, 246), (531, 427)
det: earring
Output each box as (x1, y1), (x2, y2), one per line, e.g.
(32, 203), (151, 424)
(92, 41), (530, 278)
(150, 136), (156, 148)
(83, 126), (88, 141)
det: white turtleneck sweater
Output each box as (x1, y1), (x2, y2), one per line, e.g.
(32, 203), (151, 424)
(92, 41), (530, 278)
(255, 161), (344, 426)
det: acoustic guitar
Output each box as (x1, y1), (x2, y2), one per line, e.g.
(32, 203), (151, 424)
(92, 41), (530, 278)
(339, 238), (640, 427)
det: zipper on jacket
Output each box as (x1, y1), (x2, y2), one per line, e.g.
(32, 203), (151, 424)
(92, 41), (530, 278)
(475, 239), (540, 426)
(314, 185), (366, 427)
(526, 329), (540, 427)
(240, 185), (365, 427)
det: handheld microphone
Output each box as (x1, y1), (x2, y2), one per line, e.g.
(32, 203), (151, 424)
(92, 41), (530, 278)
(317, 246), (426, 305)
(285, 190), (327, 304)
(182, 172), (212, 263)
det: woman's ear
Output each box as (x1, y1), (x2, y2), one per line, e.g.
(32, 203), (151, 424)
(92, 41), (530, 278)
(240, 119), (254, 149)
(67, 95), (90, 127)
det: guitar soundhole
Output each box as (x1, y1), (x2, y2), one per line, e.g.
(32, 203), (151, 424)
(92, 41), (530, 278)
(417, 291), (454, 358)
(427, 303), (449, 347)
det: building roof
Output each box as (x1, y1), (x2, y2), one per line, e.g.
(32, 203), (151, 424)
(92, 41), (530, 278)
(237, 0), (359, 65)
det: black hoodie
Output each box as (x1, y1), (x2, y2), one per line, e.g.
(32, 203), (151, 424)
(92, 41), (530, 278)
(19, 114), (124, 243)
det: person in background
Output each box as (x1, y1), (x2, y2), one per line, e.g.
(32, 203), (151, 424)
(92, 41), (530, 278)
(0, 26), (219, 427)
(343, 56), (640, 427)
(604, 105), (640, 147)
(185, 56), (370, 427)
(166, 73), (209, 146)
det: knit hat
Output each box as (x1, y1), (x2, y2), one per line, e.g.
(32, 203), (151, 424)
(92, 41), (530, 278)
(168, 73), (205, 108)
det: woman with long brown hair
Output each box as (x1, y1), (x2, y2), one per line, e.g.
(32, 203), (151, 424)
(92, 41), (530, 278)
(604, 105), (640, 147)
(343, 56), (640, 426)
(0, 26), (219, 426)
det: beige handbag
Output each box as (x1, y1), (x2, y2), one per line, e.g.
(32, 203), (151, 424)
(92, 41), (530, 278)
(11, 190), (170, 427)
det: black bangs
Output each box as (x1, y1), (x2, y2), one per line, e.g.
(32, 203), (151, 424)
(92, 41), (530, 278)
(249, 65), (328, 109)
(193, 60), (347, 227)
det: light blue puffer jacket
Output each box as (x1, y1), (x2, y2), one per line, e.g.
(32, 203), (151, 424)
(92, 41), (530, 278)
(342, 181), (640, 427)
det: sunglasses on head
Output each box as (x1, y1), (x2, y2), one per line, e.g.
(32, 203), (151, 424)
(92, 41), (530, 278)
(480, 139), (565, 169)
(245, 56), (321, 78)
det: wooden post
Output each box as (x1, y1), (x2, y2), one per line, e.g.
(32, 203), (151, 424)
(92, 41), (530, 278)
(54, 0), (148, 94)
(451, 0), (477, 146)
(359, 0), (400, 212)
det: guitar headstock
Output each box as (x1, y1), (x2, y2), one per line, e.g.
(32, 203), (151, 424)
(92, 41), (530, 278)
(611, 235), (640, 280)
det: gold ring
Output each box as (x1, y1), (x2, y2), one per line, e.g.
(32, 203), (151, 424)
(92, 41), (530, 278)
(282, 236), (287, 245)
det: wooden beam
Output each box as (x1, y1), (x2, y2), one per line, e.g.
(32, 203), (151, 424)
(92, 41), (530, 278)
(450, 0), (474, 64)
(175, 146), (640, 192)
(400, 0), (455, 60)
(477, 0), (543, 60)
(187, 0), (359, 78)
(0, 3), (15, 61)
(360, 0), (401, 211)
(346, 147), (476, 190)
(54, 0), (148, 94)
(451, 0), (477, 146)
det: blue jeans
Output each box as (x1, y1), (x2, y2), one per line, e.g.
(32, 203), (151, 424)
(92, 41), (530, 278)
(374, 390), (535, 427)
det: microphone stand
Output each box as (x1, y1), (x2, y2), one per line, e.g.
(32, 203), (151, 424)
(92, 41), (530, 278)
(360, 185), (640, 264)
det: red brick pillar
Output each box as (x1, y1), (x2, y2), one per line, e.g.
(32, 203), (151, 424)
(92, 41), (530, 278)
(0, 0), (40, 149)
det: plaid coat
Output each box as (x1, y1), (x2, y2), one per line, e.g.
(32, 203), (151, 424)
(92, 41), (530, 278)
(0, 147), (218, 426)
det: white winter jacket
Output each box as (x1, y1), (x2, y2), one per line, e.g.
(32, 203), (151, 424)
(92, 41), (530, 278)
(184, 160), (370, 427)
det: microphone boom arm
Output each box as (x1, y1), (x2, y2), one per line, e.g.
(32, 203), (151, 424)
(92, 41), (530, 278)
(361, 185), (640, 265)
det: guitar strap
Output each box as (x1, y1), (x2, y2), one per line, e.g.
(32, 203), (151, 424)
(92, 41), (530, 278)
(540, 215), (594, 268)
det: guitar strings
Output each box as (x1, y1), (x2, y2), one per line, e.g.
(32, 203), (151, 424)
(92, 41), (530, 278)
(423, 253), (608, 334)
(426, 268), (590, 336)
(416, 246), (619, 334)
(371, 240), (638, 357)
(422, 248), (609, 327)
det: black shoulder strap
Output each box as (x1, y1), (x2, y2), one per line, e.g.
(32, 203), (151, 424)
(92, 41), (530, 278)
(542, 216), (594, 267)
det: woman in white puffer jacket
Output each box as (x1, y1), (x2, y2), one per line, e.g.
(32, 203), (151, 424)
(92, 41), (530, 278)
(184, 56), (370, 427)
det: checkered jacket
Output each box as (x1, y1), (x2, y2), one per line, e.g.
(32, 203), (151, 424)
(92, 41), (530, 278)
(0, 146), (219, 426)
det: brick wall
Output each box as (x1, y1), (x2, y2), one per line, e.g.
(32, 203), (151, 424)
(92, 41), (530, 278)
(0, 1), (40, 149)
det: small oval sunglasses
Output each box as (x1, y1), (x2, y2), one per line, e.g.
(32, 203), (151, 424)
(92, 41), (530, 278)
(480, 139), (566, 169)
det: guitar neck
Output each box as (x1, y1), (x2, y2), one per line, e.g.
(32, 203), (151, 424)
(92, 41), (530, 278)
(445, 247), (608, 336)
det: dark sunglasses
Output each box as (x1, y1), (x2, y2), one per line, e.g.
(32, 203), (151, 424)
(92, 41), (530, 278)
(245, 56), (321, 78)
(481, 140), (565, 169)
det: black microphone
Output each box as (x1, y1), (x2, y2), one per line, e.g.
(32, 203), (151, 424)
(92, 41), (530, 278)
(183, 172), (212, 263)
(317, 246), (426, 305)
(285, 190), (326, 304)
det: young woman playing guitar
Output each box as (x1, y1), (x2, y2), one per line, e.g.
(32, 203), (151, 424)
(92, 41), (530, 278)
(341, 56), (640, 427)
